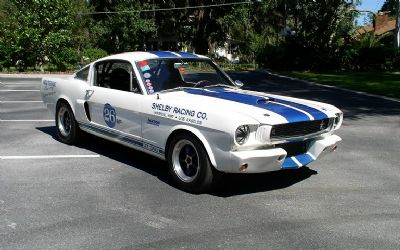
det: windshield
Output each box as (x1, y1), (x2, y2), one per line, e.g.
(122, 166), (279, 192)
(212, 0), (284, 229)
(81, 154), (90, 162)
(135, 58), (234, 94)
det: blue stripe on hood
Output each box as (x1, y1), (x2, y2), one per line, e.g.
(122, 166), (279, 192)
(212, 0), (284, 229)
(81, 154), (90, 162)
(148, 51), (179, 58)
(184, 88), (314, 123)
(176, 52), (199, 58)
(273, 98), (328, 120)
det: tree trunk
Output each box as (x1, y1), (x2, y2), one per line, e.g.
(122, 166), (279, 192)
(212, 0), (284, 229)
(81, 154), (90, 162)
(193, 8), (209, 55)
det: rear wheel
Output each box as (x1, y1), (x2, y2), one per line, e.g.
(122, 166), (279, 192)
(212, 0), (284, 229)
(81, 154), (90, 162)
(56, 101), (79, 144)
(168, 133), (217, 193)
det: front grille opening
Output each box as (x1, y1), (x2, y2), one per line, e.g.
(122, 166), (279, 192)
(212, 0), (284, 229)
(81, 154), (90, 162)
(271, 118), (333, 140)
(276, 140), (310, 157)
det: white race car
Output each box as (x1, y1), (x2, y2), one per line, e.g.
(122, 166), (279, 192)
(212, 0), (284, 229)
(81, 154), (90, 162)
(41, 51), (343, 193)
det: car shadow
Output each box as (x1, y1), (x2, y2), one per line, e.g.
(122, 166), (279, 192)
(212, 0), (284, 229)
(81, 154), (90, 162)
(36, 126), (317, 197)
(209, 168), (317, 197)
(36, 126), (172, 184)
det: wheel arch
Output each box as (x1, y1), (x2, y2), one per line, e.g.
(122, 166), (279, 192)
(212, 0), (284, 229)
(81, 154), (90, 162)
(56, 96), (76, 115)
(165, 126), (217, 168)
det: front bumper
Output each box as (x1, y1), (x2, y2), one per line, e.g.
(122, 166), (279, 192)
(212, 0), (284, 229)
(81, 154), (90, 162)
(227, 135), (341, 173)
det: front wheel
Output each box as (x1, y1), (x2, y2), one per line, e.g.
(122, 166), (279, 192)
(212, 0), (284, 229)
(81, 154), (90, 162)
(56, 101), (79, 144)
(168, 133), (217, 193)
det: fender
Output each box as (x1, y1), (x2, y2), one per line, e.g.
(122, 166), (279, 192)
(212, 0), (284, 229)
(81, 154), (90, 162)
(57, 95), (76, 114)
(166, 125), (218, 167)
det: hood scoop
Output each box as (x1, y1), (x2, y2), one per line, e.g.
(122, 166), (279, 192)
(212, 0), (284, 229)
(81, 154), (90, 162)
(256, 97), (274, 104)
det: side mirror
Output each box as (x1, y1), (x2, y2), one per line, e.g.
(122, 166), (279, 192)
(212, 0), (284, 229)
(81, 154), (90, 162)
(234, 80), (244, 88)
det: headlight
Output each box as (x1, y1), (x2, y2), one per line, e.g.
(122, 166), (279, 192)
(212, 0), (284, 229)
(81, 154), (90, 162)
(235, 125), (250, 145)
(334, 112), (343, 129)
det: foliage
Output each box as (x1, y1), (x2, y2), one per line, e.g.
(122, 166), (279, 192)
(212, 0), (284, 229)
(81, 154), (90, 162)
(0, 0), (398, 72)
(80, 48), (108, 64)
(381, 0), (399, 15)
(0, 0), (76, 71)
(88, 0), (156, 53)
(51, 47), (80, 71)
(286, 71), (400, 99)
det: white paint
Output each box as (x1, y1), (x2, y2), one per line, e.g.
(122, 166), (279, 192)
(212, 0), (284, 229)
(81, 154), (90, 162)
(291, 157), (303, 167)
(0, 120), (54, 122)
(307, 152), (316, 160)
(0, 155), (100, 160)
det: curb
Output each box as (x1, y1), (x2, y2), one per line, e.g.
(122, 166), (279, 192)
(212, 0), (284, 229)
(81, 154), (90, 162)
(0, 74), (71, 86)
(258, 70), (400, 104)
(0, 74), (71, 80)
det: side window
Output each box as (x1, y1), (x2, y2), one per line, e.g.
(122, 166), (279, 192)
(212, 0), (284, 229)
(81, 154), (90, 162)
(93, 60), (141, 94)
(75, 66), (89, 81)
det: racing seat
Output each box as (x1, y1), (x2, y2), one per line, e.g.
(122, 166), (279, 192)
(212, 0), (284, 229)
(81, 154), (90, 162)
(110, 68), (131, 91)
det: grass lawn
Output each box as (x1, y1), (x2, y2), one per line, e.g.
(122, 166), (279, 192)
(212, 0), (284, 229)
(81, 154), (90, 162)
(282, 71), (400, 99)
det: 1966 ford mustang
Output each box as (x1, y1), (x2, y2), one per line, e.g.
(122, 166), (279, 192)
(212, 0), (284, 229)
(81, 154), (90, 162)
(41, 51), (343, 193)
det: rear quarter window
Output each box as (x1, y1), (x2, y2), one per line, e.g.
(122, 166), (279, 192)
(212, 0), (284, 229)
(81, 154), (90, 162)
(75, 66), (89, 81)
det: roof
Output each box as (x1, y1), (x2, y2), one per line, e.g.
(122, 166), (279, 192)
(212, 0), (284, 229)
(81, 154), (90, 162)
(99, 51), (208, 64)
(374, 19), (396, 36)
(355, 19), (396, 37)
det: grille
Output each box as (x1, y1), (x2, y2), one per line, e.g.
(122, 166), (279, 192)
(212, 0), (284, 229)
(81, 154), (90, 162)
(276, 140), (309, 157)
(271, 118), (333, 140)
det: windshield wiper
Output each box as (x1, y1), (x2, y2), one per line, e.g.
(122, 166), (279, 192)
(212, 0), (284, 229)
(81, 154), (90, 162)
(202, 84), (236, 89)
(157, 86), (192, 94)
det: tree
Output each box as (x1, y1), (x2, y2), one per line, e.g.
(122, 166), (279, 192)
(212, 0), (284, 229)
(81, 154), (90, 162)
(88, 0), (156, 53)
(0, 0), (76, 70)
(381, 0), (399, 15)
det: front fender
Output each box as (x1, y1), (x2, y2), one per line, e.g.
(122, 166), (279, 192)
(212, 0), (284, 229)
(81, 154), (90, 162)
(166, 125), (224, 168)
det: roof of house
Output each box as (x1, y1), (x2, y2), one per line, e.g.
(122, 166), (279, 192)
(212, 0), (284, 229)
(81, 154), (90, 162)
(355, 19), (396, 37)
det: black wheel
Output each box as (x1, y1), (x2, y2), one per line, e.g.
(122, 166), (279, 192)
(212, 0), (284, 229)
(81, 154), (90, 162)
(55, 101), (79, 144)
(168, 133), (217, 193)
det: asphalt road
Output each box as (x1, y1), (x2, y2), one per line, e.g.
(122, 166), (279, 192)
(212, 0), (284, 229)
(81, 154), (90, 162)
(1, 72), (399, 249)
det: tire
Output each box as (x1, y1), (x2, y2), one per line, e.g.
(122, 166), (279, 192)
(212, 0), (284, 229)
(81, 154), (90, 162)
(167, 133), (217, 193)
(55, 101), (80, 145)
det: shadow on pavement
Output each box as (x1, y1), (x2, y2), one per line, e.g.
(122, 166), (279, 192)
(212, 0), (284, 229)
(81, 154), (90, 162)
(209, 167), (317, 197)
(36, 126), (317, 196)
(228, 71), (400, 120)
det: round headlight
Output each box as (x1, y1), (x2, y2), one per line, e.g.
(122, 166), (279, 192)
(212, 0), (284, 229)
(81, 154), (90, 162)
(334, 113), (340, 125)
(235, 125), (250, 145)
(334, 113), (342, 128)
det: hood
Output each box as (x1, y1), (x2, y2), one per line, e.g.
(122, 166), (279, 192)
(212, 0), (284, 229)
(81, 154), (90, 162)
(161, 87), (335, 125)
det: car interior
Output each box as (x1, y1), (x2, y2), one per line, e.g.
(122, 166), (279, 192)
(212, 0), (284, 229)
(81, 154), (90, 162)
(94, 60), (141, 93)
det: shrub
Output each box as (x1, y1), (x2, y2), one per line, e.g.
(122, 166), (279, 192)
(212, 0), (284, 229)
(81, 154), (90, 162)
(51, 47), (80, 71)
(81, 48), (107, 64)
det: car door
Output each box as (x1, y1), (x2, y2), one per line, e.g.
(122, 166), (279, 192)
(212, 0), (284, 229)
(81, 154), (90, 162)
(84, 59), (144, 146)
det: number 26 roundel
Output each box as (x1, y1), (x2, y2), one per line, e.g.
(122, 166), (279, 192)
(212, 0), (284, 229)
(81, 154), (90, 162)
(103, 103), (116, 128)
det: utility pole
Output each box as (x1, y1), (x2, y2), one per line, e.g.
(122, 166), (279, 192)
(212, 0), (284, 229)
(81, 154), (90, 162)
(395, 0), (400, 49)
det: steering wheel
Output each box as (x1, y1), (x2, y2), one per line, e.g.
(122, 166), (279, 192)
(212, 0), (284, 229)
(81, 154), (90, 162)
(193, 80), (211, 88)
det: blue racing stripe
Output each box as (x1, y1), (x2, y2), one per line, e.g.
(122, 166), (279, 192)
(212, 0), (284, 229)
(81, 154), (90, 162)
(148, 51), (179, 58)
(295, 154), (314, 166)
(184, 88), (310, 123)
(282, 157), (299, 169)
(176, 52), (199, 58)
(274, 98), (328, 120)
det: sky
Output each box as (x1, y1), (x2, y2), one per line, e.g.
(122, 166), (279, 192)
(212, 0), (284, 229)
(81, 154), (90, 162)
(356, 0), (386, 25)
(357, 0), (385, 12)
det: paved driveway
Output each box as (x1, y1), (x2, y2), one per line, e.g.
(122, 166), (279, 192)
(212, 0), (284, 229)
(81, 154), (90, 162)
(1, 72), (399, 249)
